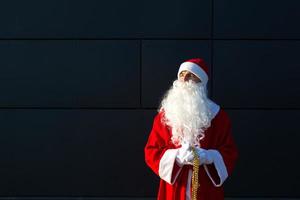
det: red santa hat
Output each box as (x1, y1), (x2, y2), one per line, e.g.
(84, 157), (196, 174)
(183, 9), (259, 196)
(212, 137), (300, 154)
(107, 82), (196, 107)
(177, 58), (209, 85)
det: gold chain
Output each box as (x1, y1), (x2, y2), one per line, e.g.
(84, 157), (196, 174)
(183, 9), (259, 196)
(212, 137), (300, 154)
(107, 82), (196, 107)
(191, 147), (200, 200)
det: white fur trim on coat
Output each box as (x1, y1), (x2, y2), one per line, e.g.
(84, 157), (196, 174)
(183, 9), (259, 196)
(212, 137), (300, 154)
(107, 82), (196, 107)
(207, 99), (220, 120)
(159, 149), (182, 185)
(204, 150), (228, 187)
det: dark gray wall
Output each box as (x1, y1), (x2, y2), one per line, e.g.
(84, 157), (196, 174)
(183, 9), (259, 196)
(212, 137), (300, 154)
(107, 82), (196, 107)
(0, 0), (299, 199)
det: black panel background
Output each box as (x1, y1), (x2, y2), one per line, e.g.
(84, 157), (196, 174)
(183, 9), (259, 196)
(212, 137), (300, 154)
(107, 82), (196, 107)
(0, 0), (299, 199)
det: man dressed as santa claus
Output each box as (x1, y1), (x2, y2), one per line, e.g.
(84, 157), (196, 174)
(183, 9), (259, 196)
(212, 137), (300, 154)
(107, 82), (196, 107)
(144, 58), (238, 200)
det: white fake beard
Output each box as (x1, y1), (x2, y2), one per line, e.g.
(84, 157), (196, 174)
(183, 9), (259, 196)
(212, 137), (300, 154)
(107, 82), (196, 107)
(159, 80), (213, 147)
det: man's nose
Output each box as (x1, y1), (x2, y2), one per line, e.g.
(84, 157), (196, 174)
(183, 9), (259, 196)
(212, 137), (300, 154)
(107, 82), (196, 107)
(183, 74), (190, 82)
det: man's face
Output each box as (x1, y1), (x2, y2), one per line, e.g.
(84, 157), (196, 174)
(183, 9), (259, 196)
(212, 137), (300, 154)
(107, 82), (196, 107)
(178, 70), (201, 83)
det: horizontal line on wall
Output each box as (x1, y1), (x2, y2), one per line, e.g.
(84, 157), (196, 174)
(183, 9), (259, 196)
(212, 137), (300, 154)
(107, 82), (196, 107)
(0, 38), (210, 41)
(213, 38), (300, 41)
(0, 198), (156, 200)
(0, 106), (147, 110)
(0, 38), (300, 41)
(7, 198), (300, 199)
(0, 197), (300, 200)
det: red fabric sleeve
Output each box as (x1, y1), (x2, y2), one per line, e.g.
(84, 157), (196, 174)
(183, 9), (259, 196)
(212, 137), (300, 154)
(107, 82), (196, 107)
(205, 110), (239, 185)
(217, 114), (239, 177)
(144, 112), (182, 179)
(144, 113), (168, 176)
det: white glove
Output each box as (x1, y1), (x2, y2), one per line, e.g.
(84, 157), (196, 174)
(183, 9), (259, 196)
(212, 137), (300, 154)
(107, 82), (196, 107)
(195, 147), (214, 165)
(176, 142), (194, 166)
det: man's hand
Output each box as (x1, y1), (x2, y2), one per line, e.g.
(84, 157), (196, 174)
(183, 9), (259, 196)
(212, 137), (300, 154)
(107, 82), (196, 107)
(176, 142), (194, 166)
(195, 147), (214, 165)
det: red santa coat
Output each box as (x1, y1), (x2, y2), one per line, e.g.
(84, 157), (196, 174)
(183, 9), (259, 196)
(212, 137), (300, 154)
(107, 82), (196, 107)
(144, 108), (238, 200)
